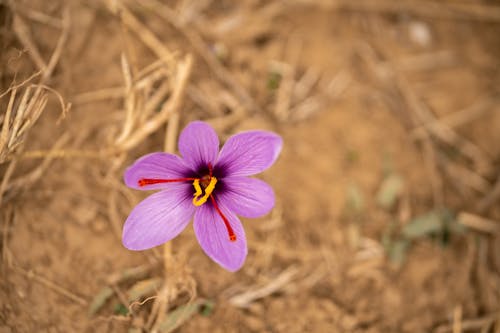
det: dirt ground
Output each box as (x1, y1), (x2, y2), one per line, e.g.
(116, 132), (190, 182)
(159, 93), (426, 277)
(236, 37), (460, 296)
(1, 0), (500, 332)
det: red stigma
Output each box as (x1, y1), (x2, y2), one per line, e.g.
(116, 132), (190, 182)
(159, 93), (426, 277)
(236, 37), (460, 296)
(210, 195), (237, 242)
(138, 177), (196, 187)
(208, 163), (213, 178)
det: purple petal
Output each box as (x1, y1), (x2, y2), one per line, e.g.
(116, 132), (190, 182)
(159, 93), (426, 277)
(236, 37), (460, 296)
(122, 184), (195, 250)
(216, 131), (282, 176)
(178, 121), (219, 172)
(193, 199), (247, 272)
(124, 153), (192, 191)
(218, 177), (275, 218)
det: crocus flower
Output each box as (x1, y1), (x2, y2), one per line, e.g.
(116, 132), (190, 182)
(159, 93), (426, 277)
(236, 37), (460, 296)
(122, 121), (282, 271)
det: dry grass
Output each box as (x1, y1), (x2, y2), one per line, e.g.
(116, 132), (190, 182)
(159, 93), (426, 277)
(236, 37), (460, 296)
(1, 0), (500, 332)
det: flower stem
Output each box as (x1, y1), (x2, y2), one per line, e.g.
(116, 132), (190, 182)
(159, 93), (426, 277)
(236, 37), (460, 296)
(163, 241), (173, 272)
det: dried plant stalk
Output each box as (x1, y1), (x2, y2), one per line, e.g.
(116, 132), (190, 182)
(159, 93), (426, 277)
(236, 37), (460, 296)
(0, 86), (47, 163)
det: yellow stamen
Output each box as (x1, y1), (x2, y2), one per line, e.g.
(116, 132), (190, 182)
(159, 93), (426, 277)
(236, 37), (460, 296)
(193, 179), (203, 198)
(192, 177), (217, 206)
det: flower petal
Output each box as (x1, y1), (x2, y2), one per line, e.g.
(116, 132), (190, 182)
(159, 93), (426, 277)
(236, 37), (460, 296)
(124, 153), (192, 191)
(216, 131), (282, 176)
(218, 177), (275, 218)
(193, 200), (247, 271)
(122, 184), (195, 250)
(178, 121), (219, 172)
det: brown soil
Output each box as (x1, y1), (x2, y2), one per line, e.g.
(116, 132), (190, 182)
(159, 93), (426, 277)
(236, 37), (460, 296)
(2, 1), (500, 332)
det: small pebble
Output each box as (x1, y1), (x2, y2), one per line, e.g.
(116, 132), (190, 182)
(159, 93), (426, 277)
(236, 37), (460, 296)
(408, 21), (432, 47)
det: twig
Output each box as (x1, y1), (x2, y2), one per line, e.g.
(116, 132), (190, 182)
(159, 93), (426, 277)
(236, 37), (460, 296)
(13, 265), (88, 306)
(0, 71), (41, 100)
(453, 305), (462, 333)
(41, 5), (70, 82)
(228, 266), (299, 308)
(458, 212), (499, 235)
(477, 174), (500, 212)
(135, 68), (169, 91)
(72, 87), (124, 105)
(442, 158), (489, 194)
(135, 58), (168, 83)
(434, 312), (499, 333)
(115, 53), (136, 145)
(16, 6), (63, 29)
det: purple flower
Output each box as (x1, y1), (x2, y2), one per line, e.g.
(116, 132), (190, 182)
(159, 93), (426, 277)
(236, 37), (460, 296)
(122, 121), (282, 271)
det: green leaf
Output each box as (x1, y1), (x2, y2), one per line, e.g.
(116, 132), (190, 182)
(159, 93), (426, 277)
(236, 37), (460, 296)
(346, 184), (364, 213)
(381, 221), (397, 251)
(376, 174), (404, 209)
(114, 303), (129, 316)
(345, 149), (359, 165)
(88, 286), (114, 316)
(200, 300), (215, 317)
(402, 210), (447, 239)
(127, 278), (163, 302)
(267, 71), (282, 90)
(388, 239), (410, 265)
(158, 300), (213, 333)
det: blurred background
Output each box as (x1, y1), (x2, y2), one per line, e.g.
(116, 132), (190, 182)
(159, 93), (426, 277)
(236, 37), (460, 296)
(1, 0), (500, 332)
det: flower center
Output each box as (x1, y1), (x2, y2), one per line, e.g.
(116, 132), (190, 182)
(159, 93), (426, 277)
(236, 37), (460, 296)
(192, 176), (217, 206)
(137, 163), (236, 242)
